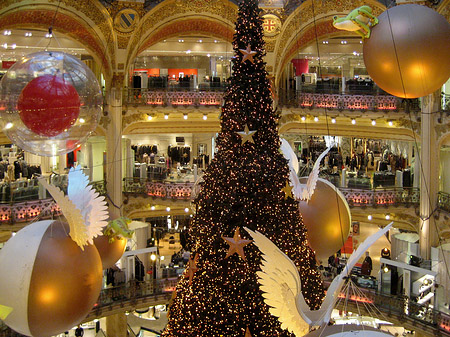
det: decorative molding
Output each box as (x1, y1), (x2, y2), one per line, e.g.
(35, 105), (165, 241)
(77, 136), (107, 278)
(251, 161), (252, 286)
(99, 115), (111, 129)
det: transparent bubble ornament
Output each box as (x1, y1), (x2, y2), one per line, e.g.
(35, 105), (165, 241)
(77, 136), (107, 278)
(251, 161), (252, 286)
(0, 51), (102, 156)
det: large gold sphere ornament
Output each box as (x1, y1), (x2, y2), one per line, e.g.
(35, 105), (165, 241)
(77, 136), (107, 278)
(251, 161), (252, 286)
(298, 178), (351, 262)
(94, 235), (127, 269)
(363, 4), (450, 98)
(0, 220), (103, 337)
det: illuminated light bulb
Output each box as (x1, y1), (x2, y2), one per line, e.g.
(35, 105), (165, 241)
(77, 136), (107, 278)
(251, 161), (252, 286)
(79, 118), (85, 124)
(331, 118), (336, 124)
(164, 114), (169, 120)
(150, 206), (155, 211)
(150, 254), (157, 261)
(385, 214), (390, 220)
(166, 207), (171, 212)
(184, 208), (189, 213)
(383, 266), (389, 273)
(371, 120), (376, 126)
(301, 116), (306, 121)
(5, 122), (13, 129)
(183, 114), (188, 120)
(160, 256), (165, 261)
(388, 120), (393, 126)
(314, 116), (319, 122)
(351, 119), (356, 125)
(147, 114), (153, 121)
(368, 215), (372, 220)
(203, 114), (207, 120)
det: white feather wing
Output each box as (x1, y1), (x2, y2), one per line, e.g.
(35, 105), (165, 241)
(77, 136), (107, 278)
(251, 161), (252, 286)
(280, 138), (299, 174)
(68, 166), (109, 244)
(302, 145), (333, 201)
(38, 177), (88, 249)
(245, 228), (310, 336)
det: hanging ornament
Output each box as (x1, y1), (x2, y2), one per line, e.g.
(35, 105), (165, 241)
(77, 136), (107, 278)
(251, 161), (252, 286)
(17, 74), (80, 137)
(298, 178), (351, 262)
(222, 227), (252, 260)
(282, 181), (293, 200)
(237, 125), (257, 144)
(363, 4), (450, 98)
(0, 220), (103, 337)
(94, 217), (133, 269)
(0, 166), (108, 336)
(0, 51), (102, 156)
(239, 45), (257, 64)
(245, 224), (392, 336)
(187, 253), (199, 285)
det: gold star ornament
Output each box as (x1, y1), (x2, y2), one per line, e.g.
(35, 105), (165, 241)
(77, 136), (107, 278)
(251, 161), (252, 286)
(237, 125), (257, 145)
(187, 253), (199, 285)
(239, 44), (257, 64)
(222, 227), (252, 260)
(282, 181), (293, 200)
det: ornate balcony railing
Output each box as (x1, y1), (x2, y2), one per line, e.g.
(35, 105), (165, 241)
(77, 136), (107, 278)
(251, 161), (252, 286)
(125, 89), (225, 107)
(123, 178), (194, 200)
(438, 191), (450, 213)
(341, 187), (420, 208)
(296, 92), (400, 111)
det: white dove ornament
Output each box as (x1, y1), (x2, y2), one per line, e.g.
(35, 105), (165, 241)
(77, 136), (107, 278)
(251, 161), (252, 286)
(38, 165), (109, 248)
(280, 141), (334, 202)
(245, 223), (392, 336)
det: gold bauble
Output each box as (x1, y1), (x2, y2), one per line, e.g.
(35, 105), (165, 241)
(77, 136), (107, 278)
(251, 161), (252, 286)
(0, 220), (103, 337)
(363, 4), (450, 99)
(298, 178), (351, 262)
(94, 235), (127, 269)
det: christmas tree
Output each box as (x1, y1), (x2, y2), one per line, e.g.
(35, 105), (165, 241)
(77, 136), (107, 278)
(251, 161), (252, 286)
(162, 1), (324, 336)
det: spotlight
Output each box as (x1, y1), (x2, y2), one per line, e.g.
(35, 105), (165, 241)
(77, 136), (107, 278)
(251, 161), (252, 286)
(371, 120), (376, 126)
(331, 117), (336, 124)
(351, 119), (356, 125)
(368, 215), (372, 220)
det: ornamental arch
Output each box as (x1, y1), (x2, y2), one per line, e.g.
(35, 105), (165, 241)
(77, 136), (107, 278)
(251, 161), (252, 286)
(0, 0), (115, 81)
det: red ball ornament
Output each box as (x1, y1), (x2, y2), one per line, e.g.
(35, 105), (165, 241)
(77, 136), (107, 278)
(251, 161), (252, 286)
(17, 74), (80, 137)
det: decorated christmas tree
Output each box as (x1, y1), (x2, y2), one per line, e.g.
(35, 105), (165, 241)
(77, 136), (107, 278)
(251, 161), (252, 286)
(162, 1), (324, 336)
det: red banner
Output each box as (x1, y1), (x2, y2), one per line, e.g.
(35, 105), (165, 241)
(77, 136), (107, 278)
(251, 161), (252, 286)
(2, 61), (15, 69)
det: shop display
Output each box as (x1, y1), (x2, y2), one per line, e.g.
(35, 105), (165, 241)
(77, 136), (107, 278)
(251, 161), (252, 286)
(363, 4), (450, 98)
(0, 51), (102, 156)
(298, 178), (351, 262)
(246, 223), (392, 336)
